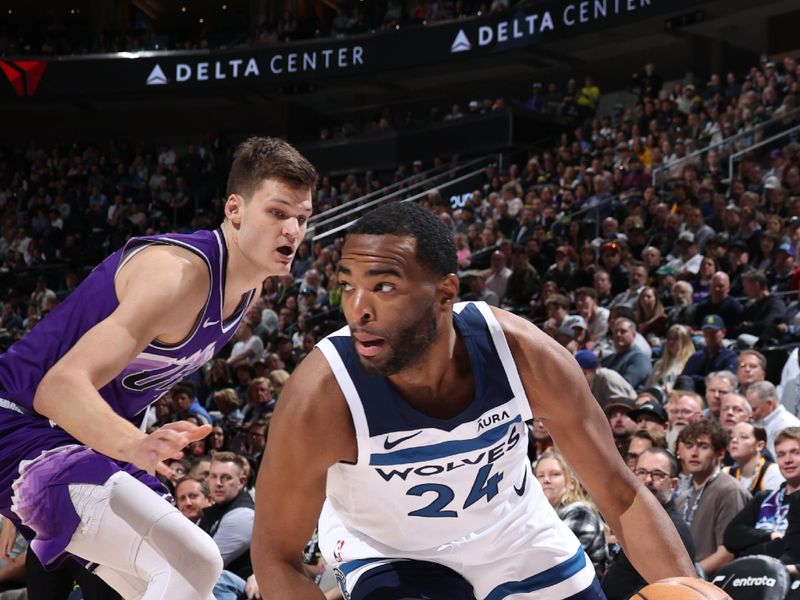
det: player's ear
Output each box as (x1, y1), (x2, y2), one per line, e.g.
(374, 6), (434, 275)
(225, 194), (243, 225)
(438, 273), (460, 306)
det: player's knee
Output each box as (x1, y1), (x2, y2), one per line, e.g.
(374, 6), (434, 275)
(186, 529), (224, 587)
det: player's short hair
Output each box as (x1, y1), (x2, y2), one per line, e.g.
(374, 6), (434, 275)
(677, 418), (729, 452)
(226, 137), (318, 199)
(347, 202), (458, 278)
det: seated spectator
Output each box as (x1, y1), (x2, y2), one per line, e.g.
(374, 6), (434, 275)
(646, 324), (695, 392)
(190, 455), (212, 481)
(240, 377), (275, 433)
(676, 419), (750, 575)
(575, 287), (609, 341)
(199, 453), (255, 580)
(724, 427), (800, 560)
(724, 422), (784, 494)
(485, 250), (512, 302)
(205, 424), (230, 456)
(609, 262), (647, 310)
(680, 315), (738, 395)
(719, 392), (753, 435)
(575, 349), (636, 409)
(605, 399), (637, 455)
(227, 319), (265, 368)
(667, 232), (703, 278)
(629, 401), (669, 442)
(599, 241), (629, 296)
(542, 293), (570, 337)
(689, 255), (718, 305)
(175, 476), (213, 524)
(503, 245), (541, 309)
(693, 272), (744, 332)
(735, 269), (787, 344)
(635, 286), (667, 340)
(738, 349), (767, 396)
(534, 452), (608, 575)
(624, 430), (667, 470)
(665, 280), (696, 328)
(601, 317), (652, 390)
(462, 270), (499, 306)
(211, 387), (245, 430)
(528, 416), (554, 463)
(603, 448), (696, 599)
(171, 381), (212, 425)
(704, 371), (738, 421)
(747, 381), (800, 458)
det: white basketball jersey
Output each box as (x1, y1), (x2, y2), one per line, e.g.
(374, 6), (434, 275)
(316, 302), (580, 559)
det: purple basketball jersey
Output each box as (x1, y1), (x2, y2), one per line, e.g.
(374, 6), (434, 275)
(0, 228), (254, 565)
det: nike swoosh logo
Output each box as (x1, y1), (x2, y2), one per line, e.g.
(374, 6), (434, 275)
(383, 430), (423, 450)
(514, 470), (528, 497)
(202, 319), (220, 328)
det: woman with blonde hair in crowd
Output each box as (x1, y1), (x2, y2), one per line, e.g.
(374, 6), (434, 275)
(635, 286), (667, 341)
(646, 324), (695, 392)
(268, 369), (291, 398)
(534, 451), (608, 574)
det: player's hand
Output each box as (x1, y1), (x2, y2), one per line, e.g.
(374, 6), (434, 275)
(0, 517), (17, 561)
(245, 574), (261, 599)
(129, 421), (212, 473)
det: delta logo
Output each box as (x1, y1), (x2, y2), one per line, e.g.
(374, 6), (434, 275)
(0, 60), (47, 96)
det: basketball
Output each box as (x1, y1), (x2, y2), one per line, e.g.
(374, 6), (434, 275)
(631, 577), (732, 599)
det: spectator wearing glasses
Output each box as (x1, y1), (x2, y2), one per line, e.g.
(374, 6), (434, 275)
(676, 419), (750, 575)
(719, 392), (754, 435)
(747, 381), (800, 459)
(624, 430), (667, 471)
(603, 447), (696, 599)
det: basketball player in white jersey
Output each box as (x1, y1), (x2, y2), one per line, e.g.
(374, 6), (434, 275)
(253, 202), (694, 599)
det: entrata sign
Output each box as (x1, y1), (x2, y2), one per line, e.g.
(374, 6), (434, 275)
(1, 0), (697, 99)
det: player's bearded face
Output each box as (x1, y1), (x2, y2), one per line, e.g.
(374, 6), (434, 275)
(355, 299), (438, 377)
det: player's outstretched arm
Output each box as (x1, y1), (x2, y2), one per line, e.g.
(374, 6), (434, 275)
(252, 349), (354, 599)
(494, 308), (696, 583)
(33, 245), (212, 473)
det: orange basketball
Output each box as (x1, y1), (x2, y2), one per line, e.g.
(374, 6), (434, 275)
(631, 577), (732, 599)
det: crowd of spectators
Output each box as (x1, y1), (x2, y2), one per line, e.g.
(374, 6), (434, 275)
(2, 52), (800, 598)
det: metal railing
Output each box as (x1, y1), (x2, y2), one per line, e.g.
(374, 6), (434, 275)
(728, 123), (800, 183)
(651, 105), (800, 189)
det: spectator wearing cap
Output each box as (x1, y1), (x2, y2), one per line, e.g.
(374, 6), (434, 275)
(734, 269), (787, 344)
(646, 324), (695, 392)
(654, 264), (678, 308)
(681, 315), (739, 395)
(704, 371), (739, 422)
(667, 231), (703, 277)
(770, 242), (797, 294)
(599, 241), (629, 296)
(609, 261), (647, 310)
(576, 349), (636, 409)
(601, 317), (652, 390)
(503, 245), (541, 309)
(747, 381), (800, 459)
(575, 287), (609, 342)
(629, 401), (669, 442)
(544, 245), (575, 292)
(227, 319), (265, 369)
(693, 272), (744, 332)
(462, 270), (499, 307)
(485, 250), (512, 302)
(704, 234), (732, 274)
(727, 238), (750, 298)
(675, 419), (750, 575)
(561, 315), (591, 351)
(605, 398), (637, 455)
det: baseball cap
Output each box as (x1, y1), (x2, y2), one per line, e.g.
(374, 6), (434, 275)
(574, 349), (599, 370)
(300, 286), (317, 295)
(604, 398), (636, 415)
(556, 325), (577, 341)
(764, 175), (782, 190)
(629, 401), (668, 424)
(677, 231), (695, 244)
(562, 315), (588, 331)
(601, 241), (621, 254)
(729, 239), (748, 251)
(777, 243), (793, 255)
(707, 233), (729, 247)
(724, 203), (742, 214)
(700, 314), (725, 331)
(655, 265), (677, 276)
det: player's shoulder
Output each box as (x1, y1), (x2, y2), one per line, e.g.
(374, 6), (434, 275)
(117, 243), (211, 299)
(489, 305), (557, 354)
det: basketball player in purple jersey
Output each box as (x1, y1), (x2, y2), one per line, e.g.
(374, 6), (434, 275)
(0, 137), (316, 598)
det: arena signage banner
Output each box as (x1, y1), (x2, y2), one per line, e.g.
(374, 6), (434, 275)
(1, 0), (698, 99)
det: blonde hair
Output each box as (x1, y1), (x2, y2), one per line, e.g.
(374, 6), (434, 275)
(647, 324), (695, 387)
(268, 369), (291, 396)
(535, 450), (596, 509)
